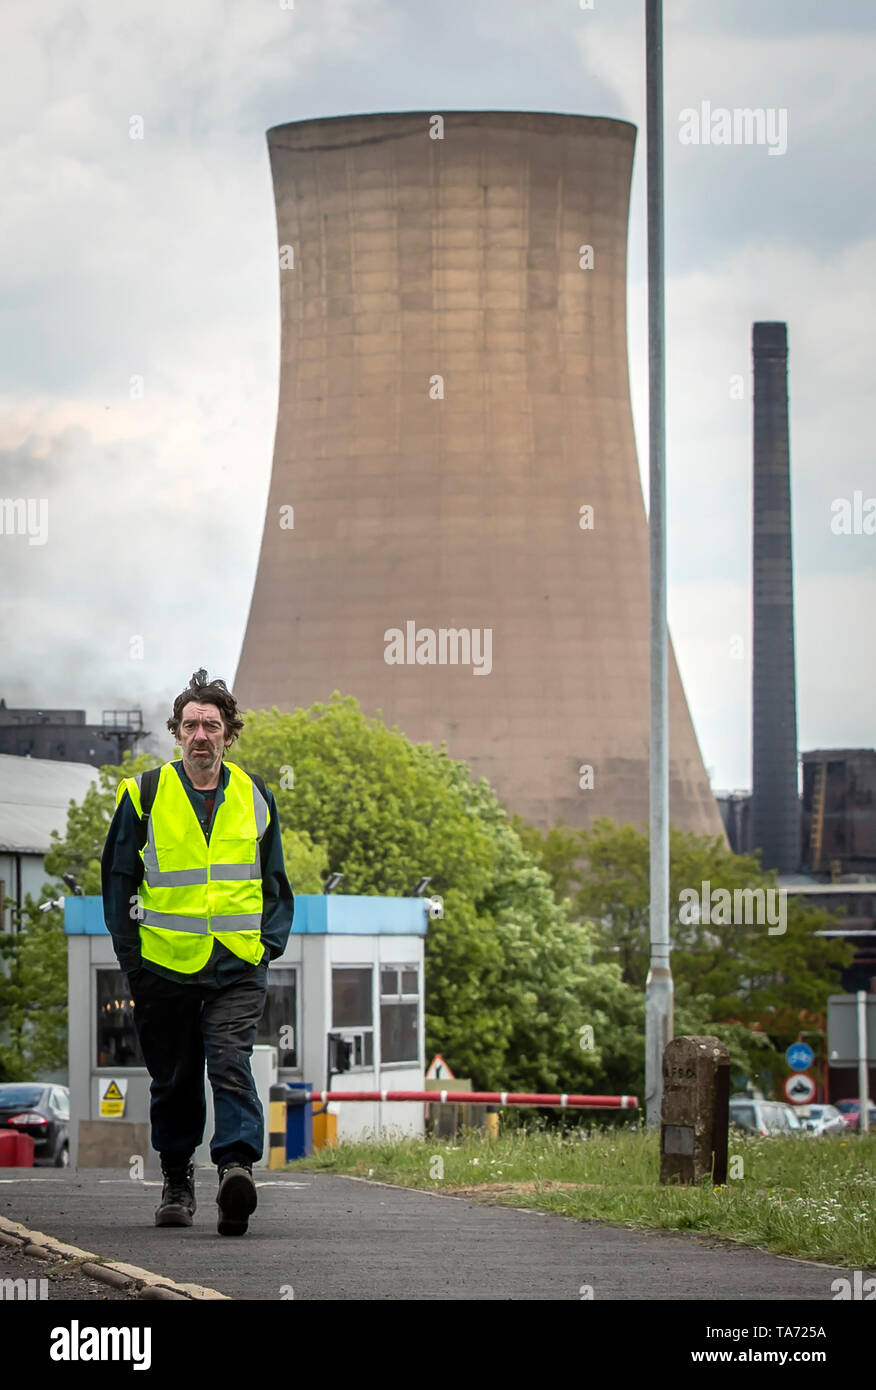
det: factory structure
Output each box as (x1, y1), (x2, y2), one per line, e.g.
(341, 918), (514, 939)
(711, 323), (875, 1100)
(233, 110), (725, 840)
(713, 326), (875, 949)
(749, 323), (800, 877)
(0, 700), (146, 769)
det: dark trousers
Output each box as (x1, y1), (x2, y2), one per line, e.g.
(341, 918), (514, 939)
(128, 962), (268, 1168)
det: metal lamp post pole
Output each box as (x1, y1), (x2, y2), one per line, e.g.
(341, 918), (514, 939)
(857, 991), (870, 1135)
(645, 0), (673, 1126)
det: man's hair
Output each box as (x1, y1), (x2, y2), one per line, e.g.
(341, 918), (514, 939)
(167, 668), (245, 743)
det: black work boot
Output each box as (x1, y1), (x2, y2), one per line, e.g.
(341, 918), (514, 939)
(216, 1160), (257, 1236)
(155, 1161), (196, 1227)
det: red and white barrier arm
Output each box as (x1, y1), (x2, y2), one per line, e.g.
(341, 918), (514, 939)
(307, 1091), (638, 1108)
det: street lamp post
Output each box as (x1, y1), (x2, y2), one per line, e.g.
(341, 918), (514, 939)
(645, 0), (674, 1126)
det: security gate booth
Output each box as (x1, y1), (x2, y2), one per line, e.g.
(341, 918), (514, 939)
(66, 893), (428, 1169)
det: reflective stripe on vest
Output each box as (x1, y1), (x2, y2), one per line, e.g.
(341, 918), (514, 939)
(140, 909), (263, 934)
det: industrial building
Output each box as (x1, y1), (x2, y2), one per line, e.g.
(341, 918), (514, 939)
(233, 110), (726, 839)
(801, 749), (876, 876)
(716, 756), (876, 998)
(0, 700), (146, 769)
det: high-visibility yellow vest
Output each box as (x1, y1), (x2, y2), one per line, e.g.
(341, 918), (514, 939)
(116, 760), (270, 973)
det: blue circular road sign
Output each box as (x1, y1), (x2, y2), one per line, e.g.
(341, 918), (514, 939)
(786, 1042), (814, 1072)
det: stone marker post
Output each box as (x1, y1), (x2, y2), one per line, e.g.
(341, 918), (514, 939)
(660, 1036), (730, 1185)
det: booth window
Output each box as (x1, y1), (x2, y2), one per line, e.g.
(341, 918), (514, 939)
(259, 967), (297, 1068)
(380, 964), (419, 1064)
(96, 968), (144, 1068)
(332, 967), (373, 1067)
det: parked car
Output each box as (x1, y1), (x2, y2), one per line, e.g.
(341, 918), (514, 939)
(836, 1099), (876, 1132)
(795, 1104), (847, 1136)
(729, 1099), (812, 1137)
(0, 1083), (70, 1166)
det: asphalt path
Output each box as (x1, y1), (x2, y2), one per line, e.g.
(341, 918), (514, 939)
(0, 1167), (849, 1301)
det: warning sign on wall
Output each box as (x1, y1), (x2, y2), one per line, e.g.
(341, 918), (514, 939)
(100, 1078), (127, 1117)
(425, 1054), (455, 1081)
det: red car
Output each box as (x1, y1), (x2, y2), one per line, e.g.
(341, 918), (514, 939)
(836, 1099), (876, 1132)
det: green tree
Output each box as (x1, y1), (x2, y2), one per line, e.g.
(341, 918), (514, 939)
(433, 755), (642, 1094)
(516, 815), (855, 1088)
(0, 898), (68, 1080)
(280, 828), (329, 893)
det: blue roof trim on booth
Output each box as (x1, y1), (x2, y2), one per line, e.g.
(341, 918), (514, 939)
(64, 896), (105, 934)
(292, 894), (428, 935)
(65, 894), (428, 936)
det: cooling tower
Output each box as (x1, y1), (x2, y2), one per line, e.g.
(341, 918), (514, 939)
(234, 111), (725, 837)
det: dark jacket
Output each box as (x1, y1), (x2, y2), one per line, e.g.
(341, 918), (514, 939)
(100, 759), (294, 985)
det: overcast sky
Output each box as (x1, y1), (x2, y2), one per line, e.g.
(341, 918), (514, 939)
(1, 0), (873, 790)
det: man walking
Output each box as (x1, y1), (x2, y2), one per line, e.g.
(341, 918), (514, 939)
(101, 669), (294, 1235)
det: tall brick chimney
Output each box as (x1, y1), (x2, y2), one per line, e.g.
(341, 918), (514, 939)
(750, 321), (800, 872)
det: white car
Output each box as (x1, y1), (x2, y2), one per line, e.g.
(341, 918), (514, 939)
(795, 1103), (847, 1136)
(729, 1098), (813, 1137)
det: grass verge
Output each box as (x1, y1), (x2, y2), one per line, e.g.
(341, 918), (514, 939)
(286, 1121), (876, 1267)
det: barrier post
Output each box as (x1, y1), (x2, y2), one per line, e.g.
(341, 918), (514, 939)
(285, 1083), (313, 1160)
(660, 1036), (730, 1185)
(268, 1084), (288, 1170)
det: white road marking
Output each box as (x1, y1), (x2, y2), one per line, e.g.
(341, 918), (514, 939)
(249, 1180), (312, 1188)
(92, 1178), (312, 1188)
